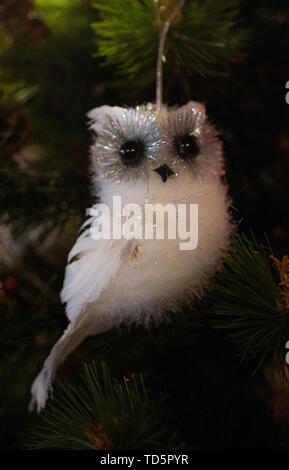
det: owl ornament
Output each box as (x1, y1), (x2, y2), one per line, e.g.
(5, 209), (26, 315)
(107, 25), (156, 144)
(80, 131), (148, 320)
(29, 101), (233, 412)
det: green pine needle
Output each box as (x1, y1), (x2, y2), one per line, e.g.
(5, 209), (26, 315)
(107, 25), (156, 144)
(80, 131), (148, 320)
(213, 234), (289, 374)
(29, 361), (181, 450)
(91, 0), (250, 91)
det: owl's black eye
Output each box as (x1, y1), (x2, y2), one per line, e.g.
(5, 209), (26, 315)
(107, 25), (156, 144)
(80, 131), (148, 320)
(119, 140), (145, 167)
(174, 134), (199, 161)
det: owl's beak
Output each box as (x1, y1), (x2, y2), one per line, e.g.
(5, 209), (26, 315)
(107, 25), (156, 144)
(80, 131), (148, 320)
(154, 164), (175, 183)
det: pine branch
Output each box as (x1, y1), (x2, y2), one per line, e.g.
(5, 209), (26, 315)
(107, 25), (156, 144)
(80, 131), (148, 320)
(91, 0), (250, 92)
(213, 234), (289, 374)
(29, 361), (183, 450)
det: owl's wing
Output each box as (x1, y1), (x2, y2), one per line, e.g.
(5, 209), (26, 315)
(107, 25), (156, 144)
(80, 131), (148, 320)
(29, 209), (132, 412)
(60, 212), (130, 322)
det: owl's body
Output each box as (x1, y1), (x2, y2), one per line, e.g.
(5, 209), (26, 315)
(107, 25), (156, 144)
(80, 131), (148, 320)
(30, 101), (233, 412)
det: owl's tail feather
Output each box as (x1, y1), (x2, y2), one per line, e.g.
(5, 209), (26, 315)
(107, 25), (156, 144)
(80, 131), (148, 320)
(29, 309), (108, 413)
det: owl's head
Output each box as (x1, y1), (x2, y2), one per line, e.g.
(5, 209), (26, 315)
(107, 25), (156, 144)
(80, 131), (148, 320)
(87, 101), (225, 194)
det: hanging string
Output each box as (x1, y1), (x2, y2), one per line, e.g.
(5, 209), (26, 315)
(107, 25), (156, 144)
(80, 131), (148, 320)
(155, 0), (186, 110)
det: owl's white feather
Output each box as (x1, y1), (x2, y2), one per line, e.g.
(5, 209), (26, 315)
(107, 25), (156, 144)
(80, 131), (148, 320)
(30, 101), (234, 412)
(29, 214), (133, 412)
(60, 215), (130, 321)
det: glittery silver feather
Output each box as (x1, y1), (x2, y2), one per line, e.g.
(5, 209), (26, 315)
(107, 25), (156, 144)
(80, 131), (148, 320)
(92, 106), (164, 184)
(161, 102), (224, 179)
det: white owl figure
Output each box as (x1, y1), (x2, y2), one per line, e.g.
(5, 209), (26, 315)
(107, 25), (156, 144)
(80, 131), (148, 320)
(29, 101), (233, 412)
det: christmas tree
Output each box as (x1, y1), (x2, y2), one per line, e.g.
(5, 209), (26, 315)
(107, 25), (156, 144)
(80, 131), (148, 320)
(1, 0), (289, 450)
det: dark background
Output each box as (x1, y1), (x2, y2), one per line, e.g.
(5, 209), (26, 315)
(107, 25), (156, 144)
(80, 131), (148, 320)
(0, 0), (289, 450)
